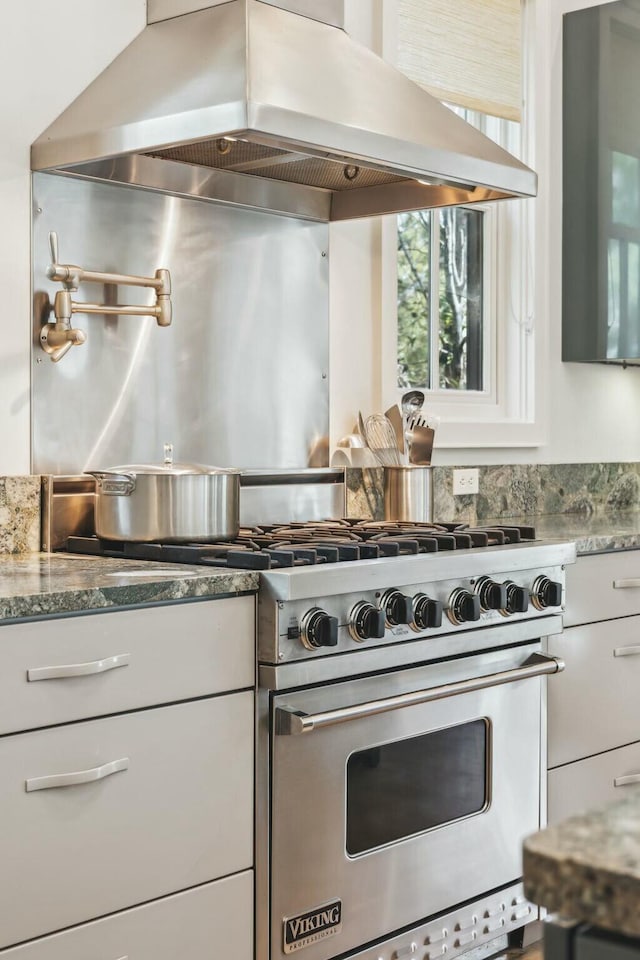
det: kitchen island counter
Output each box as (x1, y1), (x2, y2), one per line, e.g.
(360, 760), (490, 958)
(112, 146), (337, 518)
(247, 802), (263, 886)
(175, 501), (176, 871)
(524, 786), (640, 940)
(0, 553), (259, 622)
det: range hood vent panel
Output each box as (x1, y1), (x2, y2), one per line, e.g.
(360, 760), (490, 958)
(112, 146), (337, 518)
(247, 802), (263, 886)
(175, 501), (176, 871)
(31, 0), (536, 221)
(147, 140), (408, 191)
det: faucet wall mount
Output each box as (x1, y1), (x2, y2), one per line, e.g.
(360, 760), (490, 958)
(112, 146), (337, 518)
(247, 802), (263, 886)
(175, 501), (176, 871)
(40, 231), (172, 361)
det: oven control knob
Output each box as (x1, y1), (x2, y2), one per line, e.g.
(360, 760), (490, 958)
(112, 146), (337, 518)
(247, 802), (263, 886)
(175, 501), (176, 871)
(381, 589), (414, 627)
(300, 607), (339, 650)
(349, 602), (386, 642)
(475, 576), (508, 612)
(447, 588), (481, 625)
(532, 576), (563, 610)
(411, 593), (443, 632)
(503, 581), (530, 615)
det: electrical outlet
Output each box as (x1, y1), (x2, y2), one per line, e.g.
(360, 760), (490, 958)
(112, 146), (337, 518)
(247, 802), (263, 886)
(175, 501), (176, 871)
(453, 468), (479, 495)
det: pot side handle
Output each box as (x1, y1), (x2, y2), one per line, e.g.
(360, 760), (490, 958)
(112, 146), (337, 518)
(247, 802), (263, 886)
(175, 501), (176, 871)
(89, 472), (137, 496)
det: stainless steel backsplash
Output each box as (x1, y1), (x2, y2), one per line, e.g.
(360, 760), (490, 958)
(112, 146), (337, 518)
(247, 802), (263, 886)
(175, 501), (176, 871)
(32, 173), (329, 474)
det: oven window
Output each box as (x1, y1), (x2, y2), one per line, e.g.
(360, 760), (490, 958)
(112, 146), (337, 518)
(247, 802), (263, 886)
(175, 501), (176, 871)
(346, 719), (489, 856)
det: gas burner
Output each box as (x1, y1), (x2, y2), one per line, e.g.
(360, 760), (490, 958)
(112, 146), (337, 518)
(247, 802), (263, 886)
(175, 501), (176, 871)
(64, 521), (537, 571)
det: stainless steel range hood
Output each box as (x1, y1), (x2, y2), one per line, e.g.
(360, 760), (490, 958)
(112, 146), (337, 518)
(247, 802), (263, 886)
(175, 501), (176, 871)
(31, 0), (536, 222)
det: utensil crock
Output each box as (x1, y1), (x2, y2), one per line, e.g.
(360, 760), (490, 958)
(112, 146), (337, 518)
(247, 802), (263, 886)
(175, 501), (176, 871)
(383, 465), (433, 523)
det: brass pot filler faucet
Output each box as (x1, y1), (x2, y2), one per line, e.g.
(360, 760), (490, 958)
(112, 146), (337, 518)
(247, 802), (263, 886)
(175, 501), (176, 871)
(40, 232), (172, 362)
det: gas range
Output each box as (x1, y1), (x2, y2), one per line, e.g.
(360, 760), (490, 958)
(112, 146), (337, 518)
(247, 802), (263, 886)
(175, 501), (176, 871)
(63, 520), (575, 669)
(248, 524), (575, 960)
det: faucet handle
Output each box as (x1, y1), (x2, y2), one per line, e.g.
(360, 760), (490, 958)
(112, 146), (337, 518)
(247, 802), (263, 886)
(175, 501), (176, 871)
(40, 320), (86, 362)
(49, 231), (59, 265)
(49, 327), (86, 363)
(46, 233), (80, 290)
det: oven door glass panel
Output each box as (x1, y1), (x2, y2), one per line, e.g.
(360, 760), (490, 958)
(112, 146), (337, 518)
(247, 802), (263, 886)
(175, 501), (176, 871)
(346, 719), (489, 856)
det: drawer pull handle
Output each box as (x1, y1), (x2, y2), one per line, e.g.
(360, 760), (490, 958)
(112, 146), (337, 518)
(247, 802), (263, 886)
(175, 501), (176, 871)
(613, 645), (640, 658)
(614, 773), (640, 787)
(27, 653), (131, 682)
(26, 757), (129, 792)
(613, 579), (640, 589)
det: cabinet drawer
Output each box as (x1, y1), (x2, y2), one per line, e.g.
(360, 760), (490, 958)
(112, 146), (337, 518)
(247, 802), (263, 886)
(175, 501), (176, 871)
(0, 596), (254, 734)
(548, 618), (640, 767)
(0, 694), (253, 949)
(0, 870), (252, 960)
(565, 552), (640, 626)
(548, 740), (640, 824)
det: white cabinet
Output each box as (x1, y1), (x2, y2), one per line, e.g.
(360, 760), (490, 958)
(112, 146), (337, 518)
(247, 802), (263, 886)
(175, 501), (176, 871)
(548, 616), (640, 767)
(548, 553), (640, 823)
(0, 597), (254, 734)
(549, 740), (640, 824)
(0, 873), (252, 960)
(564, 550), (640, 626)
(0, 594), (256, 957)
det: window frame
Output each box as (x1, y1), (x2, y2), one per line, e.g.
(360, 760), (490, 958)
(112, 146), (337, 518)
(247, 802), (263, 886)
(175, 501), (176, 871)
(380, 0), (545, 450)
(382, 192), (541, 448)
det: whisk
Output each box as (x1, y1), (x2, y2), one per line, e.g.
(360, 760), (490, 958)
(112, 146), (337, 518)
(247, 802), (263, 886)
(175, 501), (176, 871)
(363, 415), (404, 466)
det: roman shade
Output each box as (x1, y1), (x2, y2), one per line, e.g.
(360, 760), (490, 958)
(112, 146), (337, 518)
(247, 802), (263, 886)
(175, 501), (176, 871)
(397, 0), (522, 122)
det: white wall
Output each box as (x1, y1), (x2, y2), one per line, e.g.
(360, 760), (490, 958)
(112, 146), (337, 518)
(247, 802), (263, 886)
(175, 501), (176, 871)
(0, 0), (146, 475)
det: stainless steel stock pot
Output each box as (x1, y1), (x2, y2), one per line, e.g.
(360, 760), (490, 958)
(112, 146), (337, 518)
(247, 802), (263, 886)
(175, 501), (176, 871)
(88, 446), (240, 542)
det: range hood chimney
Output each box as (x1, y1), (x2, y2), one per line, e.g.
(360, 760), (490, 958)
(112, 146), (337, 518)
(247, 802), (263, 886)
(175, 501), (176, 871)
(31, 0), (536, 221)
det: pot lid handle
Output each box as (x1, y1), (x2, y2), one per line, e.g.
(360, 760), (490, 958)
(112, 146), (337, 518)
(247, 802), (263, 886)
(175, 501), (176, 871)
(163, 442), (173, 466)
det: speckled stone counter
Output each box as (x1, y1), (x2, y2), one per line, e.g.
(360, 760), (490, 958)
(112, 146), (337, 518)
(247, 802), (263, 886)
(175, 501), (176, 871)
(0, 477), (41, 554)
(523, 787), (640, 940)
(484, 510), (640, 555)
(0, 554), (259, 622)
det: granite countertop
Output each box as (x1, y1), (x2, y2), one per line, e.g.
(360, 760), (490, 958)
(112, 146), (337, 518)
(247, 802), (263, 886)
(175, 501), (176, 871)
(523, 787), (640, 939)
(3, 507), (640, 621)
(485, 510), (640, 555)
(0, 553), (259, 622)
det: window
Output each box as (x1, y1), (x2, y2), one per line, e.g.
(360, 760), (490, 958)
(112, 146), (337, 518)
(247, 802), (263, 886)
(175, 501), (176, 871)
(397, 205), (485, 393)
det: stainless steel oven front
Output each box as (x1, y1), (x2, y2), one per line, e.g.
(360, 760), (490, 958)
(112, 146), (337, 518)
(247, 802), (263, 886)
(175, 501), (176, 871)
(264, 639), (559, 960)
(256, 540), (574, 960)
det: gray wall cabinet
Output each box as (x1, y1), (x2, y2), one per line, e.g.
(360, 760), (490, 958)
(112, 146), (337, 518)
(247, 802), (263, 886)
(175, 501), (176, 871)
(563, 1), (640, 364)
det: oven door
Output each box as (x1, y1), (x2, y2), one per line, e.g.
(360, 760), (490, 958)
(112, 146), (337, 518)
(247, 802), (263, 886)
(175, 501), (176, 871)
(270, 641), (561, 960)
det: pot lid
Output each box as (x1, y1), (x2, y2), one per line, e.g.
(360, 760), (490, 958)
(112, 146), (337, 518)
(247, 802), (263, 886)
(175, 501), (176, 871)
(90, 443), (240, 477)
(92, 462), (240, 477)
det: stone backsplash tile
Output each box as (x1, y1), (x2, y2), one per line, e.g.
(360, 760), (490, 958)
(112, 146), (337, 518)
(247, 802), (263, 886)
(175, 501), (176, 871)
(472, 463), (640, 521)
(0, 477), (41, 553)
(348, 464), (640, 523)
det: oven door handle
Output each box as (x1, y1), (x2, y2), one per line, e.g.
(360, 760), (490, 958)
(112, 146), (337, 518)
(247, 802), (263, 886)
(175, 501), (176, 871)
(275, 653), (565, 736)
